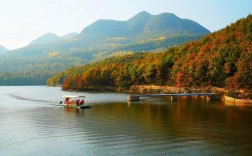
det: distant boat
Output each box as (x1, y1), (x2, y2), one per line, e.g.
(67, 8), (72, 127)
(56, 95), (90, 109)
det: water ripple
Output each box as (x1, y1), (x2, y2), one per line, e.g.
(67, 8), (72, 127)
(1, 86), (252, 155)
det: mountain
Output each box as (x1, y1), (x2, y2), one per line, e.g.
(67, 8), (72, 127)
(4, 11), (210, 59)
(29, 33), (61, 46)
(0, 11), (210, 85)
(47, 15), (252, 94)
(0, 45), (8, 54)
(80, 11), (210, 40)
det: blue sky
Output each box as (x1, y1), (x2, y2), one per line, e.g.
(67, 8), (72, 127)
(0, 0), (251, 50)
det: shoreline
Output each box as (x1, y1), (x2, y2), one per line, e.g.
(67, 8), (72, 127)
(53, 84), (252, 104)
(224, 95), (252, 104)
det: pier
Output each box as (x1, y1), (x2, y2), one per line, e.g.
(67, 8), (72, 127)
(128, 93), (222, 102)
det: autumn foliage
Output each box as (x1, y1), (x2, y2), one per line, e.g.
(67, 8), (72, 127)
(47, 15), (252, 92)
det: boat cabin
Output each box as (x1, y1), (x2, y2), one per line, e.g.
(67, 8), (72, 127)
(61, 95), (86, 107)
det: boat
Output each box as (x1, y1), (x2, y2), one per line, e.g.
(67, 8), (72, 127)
(56, 95), (90, 109)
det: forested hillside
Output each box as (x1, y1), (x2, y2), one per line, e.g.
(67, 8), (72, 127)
(47, 15), (252, 93)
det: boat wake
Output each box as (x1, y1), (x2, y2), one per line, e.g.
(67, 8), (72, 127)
(7, 93), (55, 105)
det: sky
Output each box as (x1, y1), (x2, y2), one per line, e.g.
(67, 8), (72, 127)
(0, 0), (251, 50)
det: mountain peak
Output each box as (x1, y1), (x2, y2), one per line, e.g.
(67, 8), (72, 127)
(135, 11), (151, 17)
(29, 33), (61, 46)
(128, 11), (151, 21)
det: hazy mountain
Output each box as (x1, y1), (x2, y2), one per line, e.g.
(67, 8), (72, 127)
(2, 11), (210, 58)
(0, 45), (8, 54)
(3, 11), (210, 60)
(29, 33), (61, 46)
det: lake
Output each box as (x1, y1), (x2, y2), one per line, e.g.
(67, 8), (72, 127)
(0, 86), (252, 155)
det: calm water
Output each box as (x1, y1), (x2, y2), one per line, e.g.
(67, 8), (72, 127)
(0, 86), (252, 156)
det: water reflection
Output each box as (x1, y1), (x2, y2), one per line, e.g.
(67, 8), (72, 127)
(84, 97), (252, 153)
(64, 107), (86, 114)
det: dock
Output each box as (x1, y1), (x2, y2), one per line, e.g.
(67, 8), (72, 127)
(128, 93), (222, 102)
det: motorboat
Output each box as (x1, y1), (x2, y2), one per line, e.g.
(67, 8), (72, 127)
(56, 95), (90, 109)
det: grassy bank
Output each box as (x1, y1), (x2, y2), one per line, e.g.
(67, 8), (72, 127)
(130, 85), (225, 94)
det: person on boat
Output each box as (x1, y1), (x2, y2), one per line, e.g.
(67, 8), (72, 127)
(76, 99), (80, 105)
(65, 98), (70, 105)
(80, 99), (85, 105)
